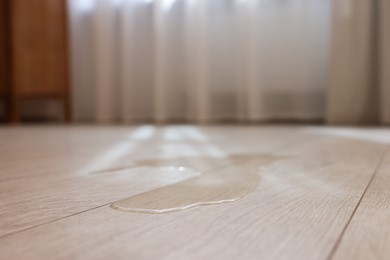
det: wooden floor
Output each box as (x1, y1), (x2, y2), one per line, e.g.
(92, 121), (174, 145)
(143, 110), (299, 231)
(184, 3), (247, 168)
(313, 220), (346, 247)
(1, 125), (390, 260)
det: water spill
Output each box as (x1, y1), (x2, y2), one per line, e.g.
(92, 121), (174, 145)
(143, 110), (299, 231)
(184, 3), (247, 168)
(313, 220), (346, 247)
(98, 155), (280, 214)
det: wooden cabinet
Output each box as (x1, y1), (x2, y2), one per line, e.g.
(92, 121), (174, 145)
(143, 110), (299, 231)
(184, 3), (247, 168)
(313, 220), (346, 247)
(7, 0), (71, 122)
(0, 0), (10, 109)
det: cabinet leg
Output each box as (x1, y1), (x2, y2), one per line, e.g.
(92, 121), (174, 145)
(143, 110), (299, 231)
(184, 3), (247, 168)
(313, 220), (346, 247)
(4, 97), (11, 122)
(10, 97), (21, 124)
(64, 96), (72, 123)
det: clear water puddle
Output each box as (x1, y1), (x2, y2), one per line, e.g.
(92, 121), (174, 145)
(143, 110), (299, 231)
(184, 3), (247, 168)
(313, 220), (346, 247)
(96, 155), (280, 214)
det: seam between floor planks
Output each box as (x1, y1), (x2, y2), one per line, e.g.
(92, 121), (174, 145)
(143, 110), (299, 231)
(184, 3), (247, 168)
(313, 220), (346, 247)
(0, 163), (236, 239)
(1, 127), (388, 260)
(326, 145), (390, 260)
(0, 129), (308, 238)
(0, 203), (111, 240)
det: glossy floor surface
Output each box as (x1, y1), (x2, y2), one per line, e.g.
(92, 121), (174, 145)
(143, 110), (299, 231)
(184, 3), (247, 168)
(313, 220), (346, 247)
(1, 125), (390, 260)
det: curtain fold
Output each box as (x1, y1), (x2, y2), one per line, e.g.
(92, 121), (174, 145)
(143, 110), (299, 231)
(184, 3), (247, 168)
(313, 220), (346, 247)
(380, 0), (390, 124)
(69, 0), (331, 123)
(327, 0), (390, 125)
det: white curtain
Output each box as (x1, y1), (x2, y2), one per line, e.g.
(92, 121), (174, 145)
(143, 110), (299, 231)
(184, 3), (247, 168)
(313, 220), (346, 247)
(69, 0), (331, 123)
(327, 0), (390, 125)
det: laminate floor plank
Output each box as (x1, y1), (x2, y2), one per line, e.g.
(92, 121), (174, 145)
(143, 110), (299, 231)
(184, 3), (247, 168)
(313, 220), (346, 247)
(0, 126), (305, 181)
(0, 126), (387, 260)
(0, 126), (306, 237)
(331, 147), (390, 260)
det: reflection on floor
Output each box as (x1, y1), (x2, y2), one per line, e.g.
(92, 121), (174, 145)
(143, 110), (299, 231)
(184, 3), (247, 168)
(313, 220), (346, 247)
(0, 125), (389, 260)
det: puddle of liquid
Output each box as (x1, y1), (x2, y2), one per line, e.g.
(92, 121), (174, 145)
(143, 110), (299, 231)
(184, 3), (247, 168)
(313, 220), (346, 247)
(93, 165), (201, 185)
(101, 155), (280, 214)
